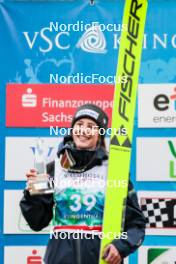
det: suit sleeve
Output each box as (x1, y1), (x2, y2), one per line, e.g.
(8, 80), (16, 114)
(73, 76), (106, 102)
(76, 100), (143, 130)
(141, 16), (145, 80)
(19, 162), (55, 232)
(111, 181), (146, 258)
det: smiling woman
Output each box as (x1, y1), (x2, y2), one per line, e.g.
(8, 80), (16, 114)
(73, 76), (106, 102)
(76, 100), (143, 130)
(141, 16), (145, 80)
(20, 103), (146, 264)
(72, 118), (100, 150)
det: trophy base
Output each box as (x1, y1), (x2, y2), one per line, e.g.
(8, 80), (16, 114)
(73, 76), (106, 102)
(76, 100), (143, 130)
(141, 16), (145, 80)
(29, 174), (54, 195)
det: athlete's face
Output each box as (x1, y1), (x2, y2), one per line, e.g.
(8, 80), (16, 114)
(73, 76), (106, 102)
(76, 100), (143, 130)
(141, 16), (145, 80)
(72, 118), (99, 150)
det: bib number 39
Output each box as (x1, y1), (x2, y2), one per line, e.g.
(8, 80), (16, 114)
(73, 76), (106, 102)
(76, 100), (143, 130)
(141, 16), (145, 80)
(69, 194), (96, 212)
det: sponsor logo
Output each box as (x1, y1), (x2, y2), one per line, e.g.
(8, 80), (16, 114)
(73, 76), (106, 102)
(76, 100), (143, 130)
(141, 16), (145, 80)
(154, 87), (176, 112)
(76, 25), (107, 54)
(152, 86), (176, 125)
(6, 84), (113, 127)
(138, 84), (176, 128)
(137, 138), (176, 182)
(30, 143), (54, 159)
(111, 126), (131, 149)
(118, 0), (142, 123)
(5, 137), (59, 181)
(27, 249), (43, 264)
(22, 22), (111, 54)
(168, 140), (176, 179)
(140, 197), (176, 228)
(138, 191), (176, 236)
(139, 246), (176, 264)
(22, 88), (37, 108)
(4, 247), (46, 264)
(23, 23), (176, 54)
(111, 0), (143, 152)
(147, 248), (176, 264)
(75, 109), (99, 120)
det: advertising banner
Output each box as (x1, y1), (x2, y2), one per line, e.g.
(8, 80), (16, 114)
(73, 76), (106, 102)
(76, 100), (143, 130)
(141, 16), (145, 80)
(4, 246), (129, 264)
(5, 137), (61, 181)
(138, 84), (176, 128)
(138, 191), (176, 236)
(138, 246), (176, 264)
(4, 190), (51, 234)
(137, 137), (176, 181)
(4, 246), (46, 264)
(6, 84), (114, 127)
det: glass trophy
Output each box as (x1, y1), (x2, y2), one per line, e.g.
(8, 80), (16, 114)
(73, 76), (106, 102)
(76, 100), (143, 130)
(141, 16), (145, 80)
(29, 138), (54, 195)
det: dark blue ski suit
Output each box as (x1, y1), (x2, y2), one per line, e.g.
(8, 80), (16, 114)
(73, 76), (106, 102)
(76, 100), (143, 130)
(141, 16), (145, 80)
(20, 141), (146, 264)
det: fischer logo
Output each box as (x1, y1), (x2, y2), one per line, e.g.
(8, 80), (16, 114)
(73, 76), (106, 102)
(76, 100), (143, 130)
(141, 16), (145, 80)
(154, 87), (176, 111)
(118, 0), (142, 123)
(76, 25), (107, 54)
(111, 125), (130, 149)
(22, 88), (37, 107)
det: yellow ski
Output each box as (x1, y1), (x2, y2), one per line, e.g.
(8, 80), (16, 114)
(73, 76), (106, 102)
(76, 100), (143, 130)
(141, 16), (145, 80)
(99, 0), (148, 263)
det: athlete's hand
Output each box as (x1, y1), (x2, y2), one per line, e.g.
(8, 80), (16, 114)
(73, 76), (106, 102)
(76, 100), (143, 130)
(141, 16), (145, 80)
(102, 244), (122, 264)
(26, 169), (38, 191)
(25, 169), (49, 191)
